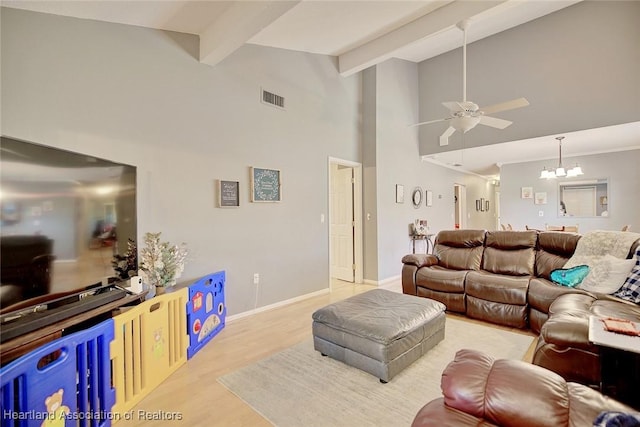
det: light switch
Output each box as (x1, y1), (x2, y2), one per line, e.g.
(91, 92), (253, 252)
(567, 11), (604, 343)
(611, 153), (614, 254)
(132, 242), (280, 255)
(539, 211), (544, 217)
(320, 214), (325, 223)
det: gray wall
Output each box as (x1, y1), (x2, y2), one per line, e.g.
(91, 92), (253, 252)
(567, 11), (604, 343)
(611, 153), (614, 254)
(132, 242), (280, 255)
(418, 1), (640, 155)
(1, 8), (361, 314)
(500, 149), (640, 232)
(364, 58), (496, 282)
(361, 67), (379, 281)
(5, 4), (612, 314)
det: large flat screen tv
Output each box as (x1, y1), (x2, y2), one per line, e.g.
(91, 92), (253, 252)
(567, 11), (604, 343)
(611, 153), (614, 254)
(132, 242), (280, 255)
(0, 136), (137, 312)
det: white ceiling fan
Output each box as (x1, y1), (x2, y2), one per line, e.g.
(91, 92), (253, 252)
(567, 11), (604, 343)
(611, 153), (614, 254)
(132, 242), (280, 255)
(412, 19), (530, 146)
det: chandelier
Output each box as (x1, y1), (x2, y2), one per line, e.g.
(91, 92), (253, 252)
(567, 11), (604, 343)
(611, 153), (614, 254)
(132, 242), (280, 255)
(539, 136), (584, 179)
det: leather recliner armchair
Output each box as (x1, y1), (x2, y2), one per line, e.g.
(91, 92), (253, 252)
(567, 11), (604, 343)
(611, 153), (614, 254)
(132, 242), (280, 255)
(412, 349), (634, 427)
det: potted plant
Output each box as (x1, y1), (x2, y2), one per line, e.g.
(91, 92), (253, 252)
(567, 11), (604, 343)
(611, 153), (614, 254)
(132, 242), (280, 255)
(139, 232), (188, 295)
(112, 238), (138, 280)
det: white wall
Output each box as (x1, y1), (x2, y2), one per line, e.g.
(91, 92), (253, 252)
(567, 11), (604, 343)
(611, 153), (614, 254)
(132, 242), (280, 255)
(501, 150), (640, 233)
(1, 8), (362, 315)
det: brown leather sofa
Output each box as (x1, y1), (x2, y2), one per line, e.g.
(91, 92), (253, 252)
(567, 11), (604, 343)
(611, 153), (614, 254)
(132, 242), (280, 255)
(411, 349), (634, 427)
(402, 229), (587, 331)
(402, 229), (640, 391)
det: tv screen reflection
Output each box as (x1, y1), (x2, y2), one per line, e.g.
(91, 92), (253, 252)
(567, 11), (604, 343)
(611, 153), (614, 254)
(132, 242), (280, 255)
(0, 137), (137, 309)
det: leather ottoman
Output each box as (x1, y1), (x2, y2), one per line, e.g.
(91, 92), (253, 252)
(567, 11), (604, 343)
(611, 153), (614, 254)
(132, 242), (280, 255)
(312, 289), (446, 382)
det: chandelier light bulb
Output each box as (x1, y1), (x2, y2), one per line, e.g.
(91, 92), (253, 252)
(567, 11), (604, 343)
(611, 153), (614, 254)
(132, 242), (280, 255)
(571, 164), (583, 176)
(539, 168), (549, 179)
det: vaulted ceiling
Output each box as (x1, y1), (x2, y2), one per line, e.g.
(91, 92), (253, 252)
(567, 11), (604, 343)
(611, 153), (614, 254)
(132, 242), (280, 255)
(2, 0), (638, 178)
(1, 0), (579, 75)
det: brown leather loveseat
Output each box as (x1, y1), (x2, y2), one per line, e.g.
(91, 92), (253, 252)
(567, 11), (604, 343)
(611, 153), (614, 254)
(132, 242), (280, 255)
(411, 349), (634, 427)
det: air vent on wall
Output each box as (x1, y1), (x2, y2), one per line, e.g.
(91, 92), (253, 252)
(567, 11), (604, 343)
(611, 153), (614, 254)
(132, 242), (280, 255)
(261, 89), (285, 110)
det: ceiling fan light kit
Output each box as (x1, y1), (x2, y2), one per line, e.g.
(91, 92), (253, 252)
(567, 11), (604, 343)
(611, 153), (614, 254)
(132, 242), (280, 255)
(411, 19), (529, 146)
(539, 136), (584, 180)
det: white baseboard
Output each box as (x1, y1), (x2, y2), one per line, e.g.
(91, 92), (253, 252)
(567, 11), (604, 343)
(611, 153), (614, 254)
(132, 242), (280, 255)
(227, 288), (330, 323)
(363, 275), (401, 287)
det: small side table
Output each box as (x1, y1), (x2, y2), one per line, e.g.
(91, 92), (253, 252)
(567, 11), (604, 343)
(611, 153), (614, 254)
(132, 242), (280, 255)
(588, 315), (640, 409)
(410, 234), (434, 254)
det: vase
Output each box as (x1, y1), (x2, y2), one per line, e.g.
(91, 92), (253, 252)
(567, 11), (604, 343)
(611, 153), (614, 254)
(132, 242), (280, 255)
(155, 285), (166, 295)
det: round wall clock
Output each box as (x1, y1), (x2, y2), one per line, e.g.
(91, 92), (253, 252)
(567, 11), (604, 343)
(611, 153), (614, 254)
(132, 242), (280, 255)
(412, 187), (423, 208)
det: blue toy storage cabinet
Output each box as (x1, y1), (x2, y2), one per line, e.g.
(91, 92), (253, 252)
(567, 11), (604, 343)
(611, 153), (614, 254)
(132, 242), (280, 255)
(186, 271), (226, 359)
(0, 319), (115, 427)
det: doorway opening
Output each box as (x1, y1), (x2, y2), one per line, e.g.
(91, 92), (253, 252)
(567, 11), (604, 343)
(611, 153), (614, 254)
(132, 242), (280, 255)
(454, 184), (466, 229)
(328, 158), (363, 290)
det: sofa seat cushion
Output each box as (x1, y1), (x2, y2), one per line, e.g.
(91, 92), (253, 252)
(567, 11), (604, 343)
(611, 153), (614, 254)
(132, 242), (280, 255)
(541, 294), (640, 352)
(465, 271), (529, 305)
(528, 278), (588, 314)
(416, 265), (468, 293)
(590, 297), (640, 321)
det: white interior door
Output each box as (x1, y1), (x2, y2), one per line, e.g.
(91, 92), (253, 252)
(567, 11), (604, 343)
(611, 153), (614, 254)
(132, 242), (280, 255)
(330, 165), (354, 282)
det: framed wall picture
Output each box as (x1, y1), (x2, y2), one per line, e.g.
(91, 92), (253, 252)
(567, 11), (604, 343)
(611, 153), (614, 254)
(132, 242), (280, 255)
(251, 167), (281, 202)
(535, 192), (548, 205)
(521, 187), (533, 199)
(218, 180), (240, 208)
(395, 184), (404, 203)
(426, 190), (433, 207)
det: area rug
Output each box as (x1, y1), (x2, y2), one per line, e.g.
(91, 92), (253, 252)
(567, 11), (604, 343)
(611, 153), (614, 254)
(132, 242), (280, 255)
(217, 317), (535, 427)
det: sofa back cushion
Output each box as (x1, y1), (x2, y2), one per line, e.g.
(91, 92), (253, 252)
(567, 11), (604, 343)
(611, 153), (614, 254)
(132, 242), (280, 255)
(536, 232), (582, 279)
(482, 231), (537, 276)
(434, 230), (485, 271)
(441, 349), (634, 427)
(442, 349), (572, 427)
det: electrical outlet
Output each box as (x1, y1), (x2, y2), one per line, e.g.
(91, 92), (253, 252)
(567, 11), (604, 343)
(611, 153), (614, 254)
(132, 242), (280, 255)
(253, 273), (260, 285)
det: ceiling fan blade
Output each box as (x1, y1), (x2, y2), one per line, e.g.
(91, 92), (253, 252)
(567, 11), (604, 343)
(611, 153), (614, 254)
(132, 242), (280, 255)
(439, 126), (456, 146)
(479, 115), (512, 129)
(409, 117), (450, 128)
(480, 97), (529, 115)
(442, 101), (465, 112)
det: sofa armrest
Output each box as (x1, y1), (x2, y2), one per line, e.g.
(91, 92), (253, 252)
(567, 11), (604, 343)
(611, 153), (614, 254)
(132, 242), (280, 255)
(401, 254), (438, 268)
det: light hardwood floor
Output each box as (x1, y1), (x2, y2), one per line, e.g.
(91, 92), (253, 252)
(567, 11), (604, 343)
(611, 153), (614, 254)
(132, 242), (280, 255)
(114, 279), (537, 426)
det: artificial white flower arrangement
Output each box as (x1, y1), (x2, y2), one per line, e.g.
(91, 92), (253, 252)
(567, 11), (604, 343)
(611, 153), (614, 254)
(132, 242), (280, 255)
(139, 232), (188, 289)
